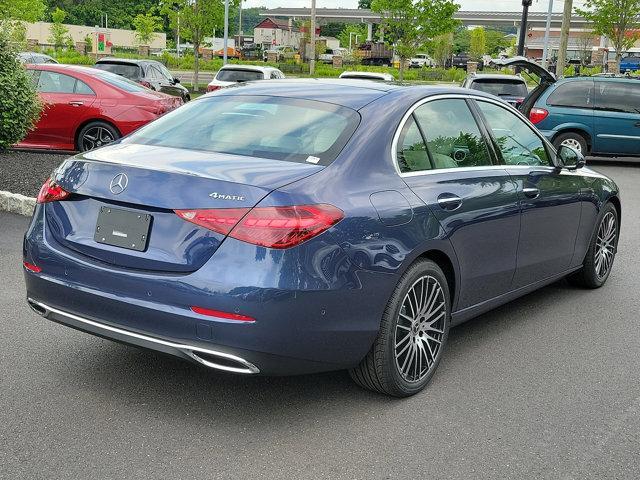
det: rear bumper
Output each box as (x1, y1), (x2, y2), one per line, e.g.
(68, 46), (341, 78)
(23, 206), (394, 375)
(27, 298), (259, 374)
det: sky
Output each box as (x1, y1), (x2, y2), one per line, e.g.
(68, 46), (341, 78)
(242, 0), (585, 12)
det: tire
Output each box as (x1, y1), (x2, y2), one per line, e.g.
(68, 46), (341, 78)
(349, 259), (451, 397)
(568, 202), (618, 288)
(77, 121), (120, 152)
(553, 132), (588, 155)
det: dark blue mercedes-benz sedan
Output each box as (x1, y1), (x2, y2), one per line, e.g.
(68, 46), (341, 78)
(23, 80), (620, 397)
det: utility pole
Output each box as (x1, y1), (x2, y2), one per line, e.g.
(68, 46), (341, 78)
(223, 0), (229, 65)
(239, 0), (243, 35)
(517, 0), (532, 56)
(310, 0), (317, 76)
(556, 0), (573, 77)
(542, 0), (554, 69)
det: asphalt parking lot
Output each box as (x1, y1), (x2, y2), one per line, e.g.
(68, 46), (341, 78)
(1, 161), (639, 479)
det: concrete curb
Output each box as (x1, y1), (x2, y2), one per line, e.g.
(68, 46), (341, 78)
(0, 190), (36, 216)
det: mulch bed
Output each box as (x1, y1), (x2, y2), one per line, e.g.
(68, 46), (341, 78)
(0, 150), (70, 197)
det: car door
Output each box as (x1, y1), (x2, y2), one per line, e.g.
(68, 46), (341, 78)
(144, 64), (163, 91)
(154, 64), (181, 97)
(474, 99), (582, 289)
(593, 79), (640, 155)
(34, 70), (97, 149)
(398, 97), (521, 310)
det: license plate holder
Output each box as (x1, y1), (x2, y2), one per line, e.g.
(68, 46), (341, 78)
(94, 207), (151, 252)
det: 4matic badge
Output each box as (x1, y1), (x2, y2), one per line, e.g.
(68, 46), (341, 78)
(209, 192), (245, 201)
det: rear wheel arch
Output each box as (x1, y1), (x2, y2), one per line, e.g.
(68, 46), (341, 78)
(74, 119), (121, 151)
(553, 128), (592, 151)
(413, 249), (457, 309)
(608, 195), (621, 229)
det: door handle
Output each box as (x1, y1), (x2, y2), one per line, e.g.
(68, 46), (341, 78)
(523, 187), (540, 199)
(437, 193), (463, 211)
(68, 101), (84, 106)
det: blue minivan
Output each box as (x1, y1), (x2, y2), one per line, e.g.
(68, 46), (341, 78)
(496, 57), (640, 157)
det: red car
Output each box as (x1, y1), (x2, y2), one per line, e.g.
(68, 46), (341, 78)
(19, 64), (183, 152)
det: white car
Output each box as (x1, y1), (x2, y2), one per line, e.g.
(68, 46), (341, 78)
(409, 53), (434, 68)
(207, 65), (285, 92)
(319, 48), (347, 64)
(339, 71), (395, 82)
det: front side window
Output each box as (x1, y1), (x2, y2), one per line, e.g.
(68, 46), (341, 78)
(476, 100), (551, 167)
(594, 81), (640, 114)
(37, 71), (76, 93)
(547, 80), (594, 109)
(413, 99), (493, 169)
(126, 95), (360, 165)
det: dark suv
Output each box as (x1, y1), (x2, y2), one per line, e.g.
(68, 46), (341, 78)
(93, 58), (190, 102)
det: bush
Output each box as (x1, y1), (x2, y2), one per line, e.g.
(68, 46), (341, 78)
(0, 29), (41, 150)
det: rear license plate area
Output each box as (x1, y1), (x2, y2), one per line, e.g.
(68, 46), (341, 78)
(94, 207), (151, 252)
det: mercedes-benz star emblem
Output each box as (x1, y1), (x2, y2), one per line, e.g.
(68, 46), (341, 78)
(110, 173), (128, 195)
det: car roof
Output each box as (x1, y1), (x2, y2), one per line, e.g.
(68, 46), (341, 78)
(557, 75), (640, 84)
(219, 64), (280, 73)
(95, 57), (159, 66)
(206, 79), (495, 110)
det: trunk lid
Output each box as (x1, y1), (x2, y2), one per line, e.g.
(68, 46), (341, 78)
(46, 144), (323, 272)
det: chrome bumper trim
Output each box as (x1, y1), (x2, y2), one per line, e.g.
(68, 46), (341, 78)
(27, 298), (260, 374)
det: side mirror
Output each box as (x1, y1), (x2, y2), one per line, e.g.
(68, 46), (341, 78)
(173, 77), (180, 84)
(557, 144), (585, 170)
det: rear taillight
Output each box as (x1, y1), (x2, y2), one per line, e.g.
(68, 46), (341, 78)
(175, 204), (344, 249)
(529, 107), (549, 124)
(207, 84), (221, 92)
(36, 178), (70, 204)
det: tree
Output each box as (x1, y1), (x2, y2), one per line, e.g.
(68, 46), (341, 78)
(371, 0), (460, 81)
(453, 27), (469, 54)
(338, 24), (368, 49)
(161, 0), (231, 92)
(0, 0), (45, 22)
(428, 32), (453, 67)
(577, 28), (595, 66)
(469, 27), (486, 60)
(485, 29), (512, 56)
(45, 0), (160, 30)
(576, 0), (640, 72)
(48, 7), (72, 50)
(0, 29), (42, 150)
(358, 0), (372, 8)
(132, 12), (162, 46)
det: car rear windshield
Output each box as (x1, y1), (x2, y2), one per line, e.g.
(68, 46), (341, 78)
(92, 70), (149, 92)
(471, 79), (528, 97)
(216, 69), (264, 82)
(126, 95), (360, 165)
(94, 62), (141, 80)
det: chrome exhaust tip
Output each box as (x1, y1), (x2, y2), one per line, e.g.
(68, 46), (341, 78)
(27, 299), (47, 317)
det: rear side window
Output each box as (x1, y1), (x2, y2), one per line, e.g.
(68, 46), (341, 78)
(412, 99), (492, 170)
(594, 81), (640, 114)
(127, 96), (360, 165)
(37, 71), (76, 93)
(470, 79), (528, 97)
(216, 69), (264, 82)
(94, 62), (141, 80)
(74, 79), (95, 95)
(397, 116), (431, 172)
(547, 80), (594, 108)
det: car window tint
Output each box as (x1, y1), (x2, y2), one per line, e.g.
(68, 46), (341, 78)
(216, 69), (264, 82)
(93, 70), (149, 92)
(547, 80), (594, 108)
(37, 71), (76, 93)
(150, 66), (164, 81)
(476, 100), (551, 167)
(157, 64), (173, 80)
(470, 79), (528, 97)
(594, 81), (640, 114)
(74, 79), (95, 95)
(397, 116), (431, 172)
(128, 96), (360, 165)
(94, 62), (141, 80)
(413, 99), (492, 169)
